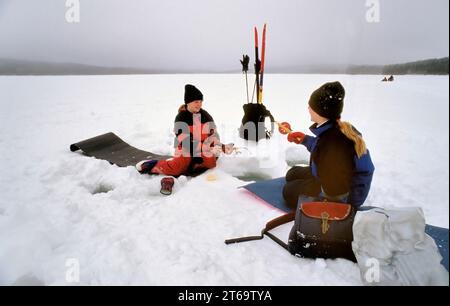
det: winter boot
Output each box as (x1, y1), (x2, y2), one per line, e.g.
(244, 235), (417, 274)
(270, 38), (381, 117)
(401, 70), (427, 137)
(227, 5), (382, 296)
(160, 177), (175, 195)
(136, 159), (158, 174)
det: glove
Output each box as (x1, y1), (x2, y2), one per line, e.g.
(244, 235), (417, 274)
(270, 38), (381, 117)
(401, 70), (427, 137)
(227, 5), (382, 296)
(222, 143), (235, 155)
(287, 131), (305, 144)
(211, 145), (223, 157)
(240, 55), (250, 73)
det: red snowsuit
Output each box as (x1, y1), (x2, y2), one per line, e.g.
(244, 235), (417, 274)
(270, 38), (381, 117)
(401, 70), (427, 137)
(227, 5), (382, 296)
(151, 107), (220, 176)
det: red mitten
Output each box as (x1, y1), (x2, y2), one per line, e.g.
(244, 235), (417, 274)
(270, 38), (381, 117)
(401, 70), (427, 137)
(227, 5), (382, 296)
(287, 131), (305, 144)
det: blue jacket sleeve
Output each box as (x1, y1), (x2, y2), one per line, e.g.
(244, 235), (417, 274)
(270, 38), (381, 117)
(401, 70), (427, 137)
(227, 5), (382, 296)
(348, 150), (375, 207)
(301, 135), (316, 152)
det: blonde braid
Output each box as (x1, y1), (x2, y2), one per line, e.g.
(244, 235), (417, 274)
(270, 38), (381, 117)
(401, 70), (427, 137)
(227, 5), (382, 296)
(337, 120), (367, 158)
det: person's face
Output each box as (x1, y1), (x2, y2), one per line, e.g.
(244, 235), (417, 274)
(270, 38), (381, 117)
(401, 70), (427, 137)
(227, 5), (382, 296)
(308, 106), (327, 124)
(186, 100), (202, 113)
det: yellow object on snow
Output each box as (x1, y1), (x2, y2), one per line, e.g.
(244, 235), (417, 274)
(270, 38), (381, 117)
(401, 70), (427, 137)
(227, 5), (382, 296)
(206, 173), (217, 181)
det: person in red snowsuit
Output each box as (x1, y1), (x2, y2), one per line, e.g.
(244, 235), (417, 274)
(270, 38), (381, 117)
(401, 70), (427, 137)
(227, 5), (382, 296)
(136, 84), (233, 178)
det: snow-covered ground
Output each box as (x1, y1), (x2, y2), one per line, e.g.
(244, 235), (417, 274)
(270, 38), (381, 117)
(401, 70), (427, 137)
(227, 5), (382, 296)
(0, 74), (448, 285)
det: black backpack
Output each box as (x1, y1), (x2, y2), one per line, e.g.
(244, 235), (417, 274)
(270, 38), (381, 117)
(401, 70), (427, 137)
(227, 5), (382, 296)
(225, 201), (357, 262)
(238, 103), (275, 141)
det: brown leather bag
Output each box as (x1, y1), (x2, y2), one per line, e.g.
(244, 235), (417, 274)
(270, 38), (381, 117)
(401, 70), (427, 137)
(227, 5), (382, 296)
(288, 202), (356, 262)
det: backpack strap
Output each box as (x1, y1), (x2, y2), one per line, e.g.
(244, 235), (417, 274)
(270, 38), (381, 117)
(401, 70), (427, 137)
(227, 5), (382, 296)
(263, 110), (275, 138)
(265, 212), (295, 231)
(225, 212), (295, 251)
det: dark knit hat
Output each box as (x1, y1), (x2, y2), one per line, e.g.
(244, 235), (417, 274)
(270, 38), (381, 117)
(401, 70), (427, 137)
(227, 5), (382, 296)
(308, 81), (345, 120)
(184, 84), (203, 104)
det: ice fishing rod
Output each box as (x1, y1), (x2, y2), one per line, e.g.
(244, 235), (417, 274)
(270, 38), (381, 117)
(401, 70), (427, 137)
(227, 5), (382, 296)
(276, 121), (304, 143)
(276, 121), (292, 134)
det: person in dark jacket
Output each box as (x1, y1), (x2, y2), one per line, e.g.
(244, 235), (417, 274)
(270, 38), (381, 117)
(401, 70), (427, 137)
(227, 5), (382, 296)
(136, 84), (233, 178)
(283, 81), (375, 209)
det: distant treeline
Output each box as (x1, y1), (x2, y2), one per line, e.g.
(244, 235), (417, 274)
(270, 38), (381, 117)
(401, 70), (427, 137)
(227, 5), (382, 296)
(1, 57), (449, 75)
(346, 57), (449, 75)
(382, 57), (449, 75)
(0, 58), (157, 75)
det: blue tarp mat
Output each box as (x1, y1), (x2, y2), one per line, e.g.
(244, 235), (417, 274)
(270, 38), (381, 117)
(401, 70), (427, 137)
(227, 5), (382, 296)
(242, 177), (449, 271)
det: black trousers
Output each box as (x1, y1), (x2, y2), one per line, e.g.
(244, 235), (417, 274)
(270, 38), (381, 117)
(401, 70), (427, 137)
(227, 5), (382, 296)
(282, 166), (321, 210)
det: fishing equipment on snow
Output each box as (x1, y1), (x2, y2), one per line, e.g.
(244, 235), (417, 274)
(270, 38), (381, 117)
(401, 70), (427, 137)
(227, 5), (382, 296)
(160, 177), (175, 195)
(225, 201), (357, 262)
(277, 121), (305, 144)
(238, 24), (275, 142)
(240, 55), (250, 104)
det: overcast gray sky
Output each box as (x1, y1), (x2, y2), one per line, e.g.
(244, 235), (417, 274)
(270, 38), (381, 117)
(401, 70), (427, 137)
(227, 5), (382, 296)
(0, 0), (448, 71)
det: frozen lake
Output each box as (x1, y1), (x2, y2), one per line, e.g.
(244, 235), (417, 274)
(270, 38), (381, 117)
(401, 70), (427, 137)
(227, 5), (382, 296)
(0, 74), (448, 285)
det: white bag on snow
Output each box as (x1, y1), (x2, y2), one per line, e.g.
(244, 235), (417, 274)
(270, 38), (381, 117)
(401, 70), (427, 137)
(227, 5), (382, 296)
(352, 207), (448, 286)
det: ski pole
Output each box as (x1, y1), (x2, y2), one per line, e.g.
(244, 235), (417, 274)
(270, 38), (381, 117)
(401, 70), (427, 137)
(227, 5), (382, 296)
(250, 79), (256, 104)
(240, 55), (250, 103)
(245, 71), (249, 103)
